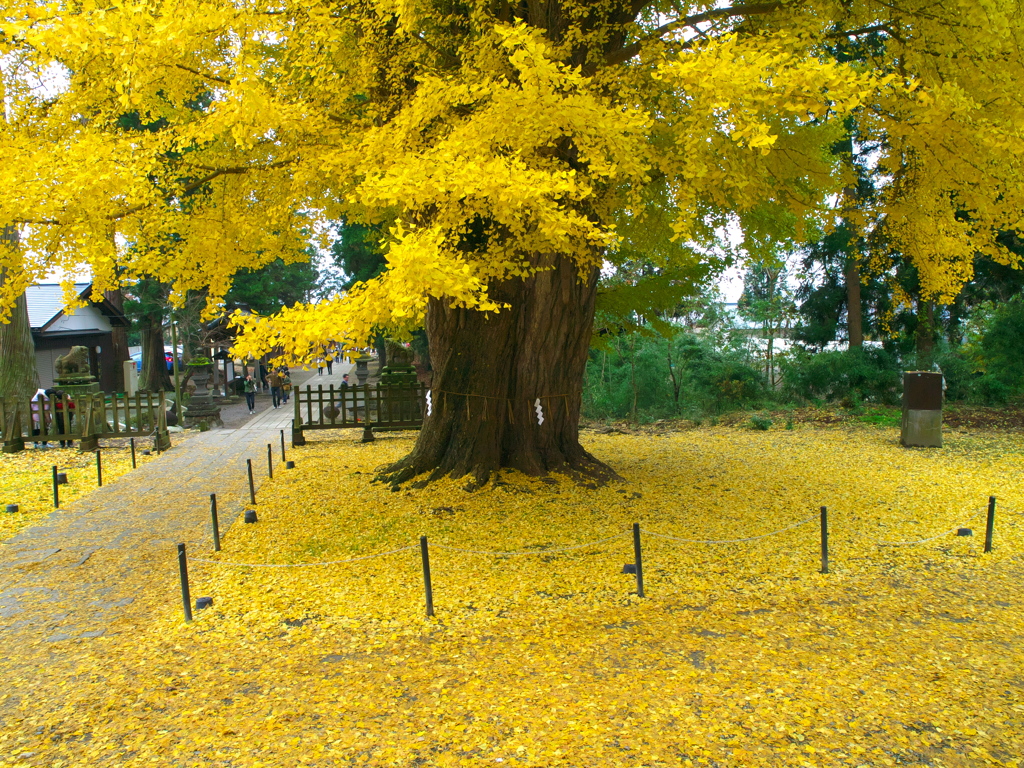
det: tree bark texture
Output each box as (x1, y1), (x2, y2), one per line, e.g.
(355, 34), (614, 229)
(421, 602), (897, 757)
(845, 260), (863, 348)
(915, 299), (936, 366)
(381, 254), (613, 487)
(104, 288), (130, 391)
(140, 314), (172, 392)
(0, 228), (40, 401)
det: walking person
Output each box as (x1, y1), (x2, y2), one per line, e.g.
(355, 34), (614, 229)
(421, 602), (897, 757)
(316, 357), (324, 375)
(268, 369), (283, 408)
(244, 375), (257, 414)
(281, 369), (292, 403)
(326, 356), (333, 375)
(47, 388), (75, 448)
(31, 388), (49, 448)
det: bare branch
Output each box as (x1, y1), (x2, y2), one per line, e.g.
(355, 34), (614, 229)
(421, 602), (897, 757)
(605, 1), (784, 68)
(173, 64), (231, 86)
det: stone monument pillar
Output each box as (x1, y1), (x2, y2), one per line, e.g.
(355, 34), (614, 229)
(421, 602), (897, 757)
(183, 361), (224, 428)
(901, 371), (943, 448)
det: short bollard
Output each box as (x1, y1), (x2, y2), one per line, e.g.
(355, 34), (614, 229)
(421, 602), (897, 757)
(52, 465), (59, 509)
(280, 429), (287, 463)
(96, 449), (103, 488)
(285, 461), (295, 470)
(632, 522), (645, 598)
(130, 437), (137, 469)
(820, 506), (829, 575)
(6, 504), (19, 514)
(420, 535), (434, 618)
(985, 496), (996, 553)
(267, 443), (273, 480)
(210, 493), (221, 552)
(177, 543), (193, 623)
(247, 459), (256, 505)
(244, 509), (258, 524)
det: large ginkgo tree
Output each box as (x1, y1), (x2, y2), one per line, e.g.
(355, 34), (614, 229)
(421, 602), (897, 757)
(1, 0), (1021, 483)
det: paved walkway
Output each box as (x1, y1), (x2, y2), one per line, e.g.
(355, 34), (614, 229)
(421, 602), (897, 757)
(0, 363), (358, 643)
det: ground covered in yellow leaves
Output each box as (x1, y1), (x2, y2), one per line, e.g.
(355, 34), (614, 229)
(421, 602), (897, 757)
(0, 440), (169, 543)
(2, 424), (1023, 767)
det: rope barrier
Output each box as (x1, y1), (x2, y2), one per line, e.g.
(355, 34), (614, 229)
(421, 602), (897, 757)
(189, 545), (417, 568)
(877, 507), (988, 547)
(430, 533), (628, 556)
(642, 514), (817, 545)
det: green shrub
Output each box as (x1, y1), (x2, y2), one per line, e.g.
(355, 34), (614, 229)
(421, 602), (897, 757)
(781, 347), (900, 405)
(749, 414), (773, 430)
(583, 327), (768, 421)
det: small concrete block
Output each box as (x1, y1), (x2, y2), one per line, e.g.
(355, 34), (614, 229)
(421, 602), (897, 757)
(901, 409), (942, 448)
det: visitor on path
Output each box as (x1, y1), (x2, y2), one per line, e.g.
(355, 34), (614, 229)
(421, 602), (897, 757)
(45, 388), (75, 447)
(268, 369), (283, 408)
(316, 358), (324, 375)
(258, 362), (270, 392)
(326, 356), (333, 375)
(30, 388), (49, 448)
(281, 369), (292, 403)
(244, 375), (258, 414)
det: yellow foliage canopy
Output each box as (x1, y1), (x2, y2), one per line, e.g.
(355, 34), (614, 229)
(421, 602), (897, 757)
(1, 0), (1022, 357)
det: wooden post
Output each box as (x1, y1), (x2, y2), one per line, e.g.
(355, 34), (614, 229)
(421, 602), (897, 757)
(177, 543), (193, 623)
(984, 496), (996, 553)
(632, 522), (645, 597)
(820, 506), (829, 575)
(420, 535), (434, 618)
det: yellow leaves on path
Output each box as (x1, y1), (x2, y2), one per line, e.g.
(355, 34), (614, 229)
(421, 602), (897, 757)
(0, 442), (162, 543)
(2, 424), (1023, 767)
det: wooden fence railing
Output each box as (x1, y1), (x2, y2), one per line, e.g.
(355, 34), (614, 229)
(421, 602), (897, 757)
(1, 391), (171, 453)
(292, 383), (425, 445)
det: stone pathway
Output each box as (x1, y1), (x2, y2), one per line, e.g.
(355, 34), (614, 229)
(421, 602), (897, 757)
(0, 363), (357, 643)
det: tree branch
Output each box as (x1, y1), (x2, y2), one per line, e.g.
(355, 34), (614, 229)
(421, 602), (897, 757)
(173, 64), (231, 85)
(604, 1), (784, 67)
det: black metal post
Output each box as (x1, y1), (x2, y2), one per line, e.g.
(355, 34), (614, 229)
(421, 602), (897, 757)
(177, 543), (193, 623)
(984, 496), (996, 553)
(267, 443), (273, 480)
(211, 493), (221, 552)
(820, 506), (829, 574)
(52, 465), (59, 508)
(96, 449), (103, 487)
(632, 522), (645, 597)
(420, 535), (434, 617)
(247, 459), (256, 505)
(130, 437), (137, 469)
(280, 429), (286, 463)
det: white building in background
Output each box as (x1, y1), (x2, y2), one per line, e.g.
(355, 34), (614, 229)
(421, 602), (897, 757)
(25, 283), (129, 391)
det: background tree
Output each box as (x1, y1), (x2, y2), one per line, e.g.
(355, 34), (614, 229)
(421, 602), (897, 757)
(0, 225), (39, 400)
(3, 0), (1023, 483)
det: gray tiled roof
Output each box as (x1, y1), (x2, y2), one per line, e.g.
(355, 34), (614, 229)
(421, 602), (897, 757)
(25, 283), (91, 329)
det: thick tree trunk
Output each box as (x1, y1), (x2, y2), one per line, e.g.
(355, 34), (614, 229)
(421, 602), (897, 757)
(104, 288), (130, 391)
(139, 314), (172, 391)
(380, 254), (614, 487)
(845, 260), (863, 348)
(0, 228), (40, 401)
(915, 299), (936, 366)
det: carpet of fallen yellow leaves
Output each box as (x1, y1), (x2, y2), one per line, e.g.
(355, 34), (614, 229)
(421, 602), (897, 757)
(0, 442), (167, 542)
(3, 424), (1023, 767)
